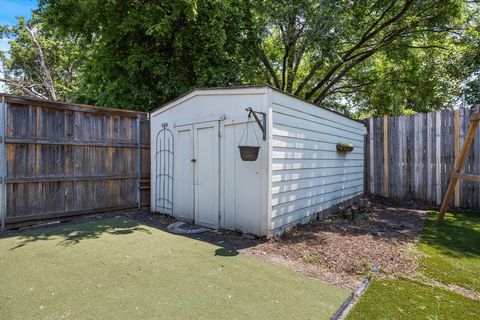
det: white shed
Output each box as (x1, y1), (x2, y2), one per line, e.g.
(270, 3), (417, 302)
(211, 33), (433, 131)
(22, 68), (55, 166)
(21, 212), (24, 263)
(150, 86), (365, 237)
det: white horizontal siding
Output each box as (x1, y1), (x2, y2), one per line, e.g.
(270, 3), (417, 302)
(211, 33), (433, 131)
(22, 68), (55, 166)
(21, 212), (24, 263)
(272, 167), (364, 183)
(271, 189), (364, 229)
(273, 123), (364, 146)
(272, 148), (363, 160)
(273, 99), (364, 132)
(270, 91), (365, 232)
(272, 172), (364, 194)
(272, 184), (363, 215)
(273, 134), (364, 152)
(272, 159), (363, 171)
(274, 109), (364, 142)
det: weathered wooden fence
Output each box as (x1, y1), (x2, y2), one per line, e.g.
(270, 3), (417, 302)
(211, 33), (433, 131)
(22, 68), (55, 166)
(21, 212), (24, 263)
(366, 108), (480, 209)
(0, 94), (150, 229)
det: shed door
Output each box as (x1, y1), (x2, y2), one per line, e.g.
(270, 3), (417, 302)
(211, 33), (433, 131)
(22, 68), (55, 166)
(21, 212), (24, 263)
(174, 125), (195, 222)
(175, 121), (220, 229)
(194, 121), (220, 228)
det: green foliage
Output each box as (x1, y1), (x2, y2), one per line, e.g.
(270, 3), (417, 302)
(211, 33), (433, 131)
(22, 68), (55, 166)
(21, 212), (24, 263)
(253, 0), (476, 115)
(401, 108), (418, 116)
(348, 43), (467, 116)
(336, 143), (354, 151)
(463, 11), (480, 107)
(465, 76), (480, 106)
(1, 14), (86, 101)
(39, 0), (260, 111)
(2, 0), (479, 115)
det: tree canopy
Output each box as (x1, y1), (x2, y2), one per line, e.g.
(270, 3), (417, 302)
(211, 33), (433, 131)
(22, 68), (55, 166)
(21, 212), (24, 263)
(0, 14), (85, 101)
(0, 0), (479, 115)
(36, 0), (260, 111)
(254, 0), (477, 116)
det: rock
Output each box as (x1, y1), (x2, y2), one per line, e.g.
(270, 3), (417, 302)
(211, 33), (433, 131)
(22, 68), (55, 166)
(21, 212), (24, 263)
(345, 208), (353, 219)
(338, 207), (347, 218)
(242, 233), (256, 240)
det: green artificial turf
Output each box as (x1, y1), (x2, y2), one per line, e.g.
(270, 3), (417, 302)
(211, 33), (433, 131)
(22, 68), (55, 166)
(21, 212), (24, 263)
(418, 210), (480, 293)
(348, 210), (480, 319)
(347, 278), (480, 320)
(0, 218), (348, 320)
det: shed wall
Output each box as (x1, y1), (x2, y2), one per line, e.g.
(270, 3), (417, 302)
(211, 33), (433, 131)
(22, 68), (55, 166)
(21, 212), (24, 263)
(151, 90), (269, 235)
(270, 92), (365, 233)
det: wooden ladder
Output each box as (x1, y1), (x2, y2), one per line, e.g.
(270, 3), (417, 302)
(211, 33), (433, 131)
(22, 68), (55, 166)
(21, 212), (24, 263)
(436, 111), (480, 225)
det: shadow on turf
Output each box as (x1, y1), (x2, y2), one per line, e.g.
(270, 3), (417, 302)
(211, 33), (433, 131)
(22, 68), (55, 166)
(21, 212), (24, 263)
(2, 214), (259, 258)
(133, 212), (261, 257)
(4, 218), (151, 250)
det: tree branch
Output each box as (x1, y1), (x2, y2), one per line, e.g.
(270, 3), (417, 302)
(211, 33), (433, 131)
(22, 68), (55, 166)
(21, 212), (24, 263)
(288, 37), (307, 93)
(0, 78), (48, 99)
(25, 25), (57, 101)
(313, 50), (376, 104)
(258, 47), (281, 88)
(303, 0), (414, 100)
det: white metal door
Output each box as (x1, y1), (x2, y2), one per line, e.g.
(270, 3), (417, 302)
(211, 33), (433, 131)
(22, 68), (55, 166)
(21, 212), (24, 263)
(193, 121), (220, 228)
(174, 125), (194, 222)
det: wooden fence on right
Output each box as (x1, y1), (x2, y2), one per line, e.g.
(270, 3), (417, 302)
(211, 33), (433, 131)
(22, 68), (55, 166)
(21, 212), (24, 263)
(366, 108), (480, 209)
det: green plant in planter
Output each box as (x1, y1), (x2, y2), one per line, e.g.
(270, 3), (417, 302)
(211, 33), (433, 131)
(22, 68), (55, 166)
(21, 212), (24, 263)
(336, 143), (354, 152)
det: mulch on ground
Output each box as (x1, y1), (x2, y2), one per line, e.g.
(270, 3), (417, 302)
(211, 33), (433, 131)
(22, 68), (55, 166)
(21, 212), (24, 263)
(245, 197), (427, 290)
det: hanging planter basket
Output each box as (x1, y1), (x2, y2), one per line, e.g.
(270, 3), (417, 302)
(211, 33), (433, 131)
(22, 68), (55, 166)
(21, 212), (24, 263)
(336, 143), (354, 152)
(238, 145), (260, 161)
(238, 108), (262, 161)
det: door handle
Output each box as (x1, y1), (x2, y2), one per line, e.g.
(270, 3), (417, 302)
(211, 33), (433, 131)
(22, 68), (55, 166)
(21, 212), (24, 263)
(191, 159), (196, 163)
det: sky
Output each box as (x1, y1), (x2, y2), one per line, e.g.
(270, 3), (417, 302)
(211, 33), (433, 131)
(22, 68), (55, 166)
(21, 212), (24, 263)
(0, 0), (38, 90)
(0, 0), (37, 25)
(0, 0), (37, 52)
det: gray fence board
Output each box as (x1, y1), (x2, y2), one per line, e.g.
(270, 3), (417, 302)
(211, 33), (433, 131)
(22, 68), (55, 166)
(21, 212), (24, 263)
(367, 108), (480, 209)
(0, 94), (150, 228)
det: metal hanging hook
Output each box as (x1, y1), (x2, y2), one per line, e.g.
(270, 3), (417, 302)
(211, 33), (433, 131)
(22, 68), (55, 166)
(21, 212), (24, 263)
(245, 107), (266, 141)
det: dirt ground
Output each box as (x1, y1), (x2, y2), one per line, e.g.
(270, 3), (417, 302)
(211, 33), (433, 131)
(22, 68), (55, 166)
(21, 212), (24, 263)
(244, 197), (428, 291)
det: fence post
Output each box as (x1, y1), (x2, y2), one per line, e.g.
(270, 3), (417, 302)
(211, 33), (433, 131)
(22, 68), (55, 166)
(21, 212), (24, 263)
(0, 96), (6, 230)
(383, 116), (389, 197)
(136, 115), (141, 209)
(369, 118), (374, 194)
(435, 111), (442, 205)
(454, 109), (461, 207)
(427, 113), (433, 203)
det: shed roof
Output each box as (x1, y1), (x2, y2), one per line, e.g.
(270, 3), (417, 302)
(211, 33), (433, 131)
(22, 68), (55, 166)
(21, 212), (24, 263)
(150, 85), (364, 124)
